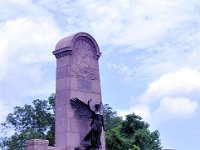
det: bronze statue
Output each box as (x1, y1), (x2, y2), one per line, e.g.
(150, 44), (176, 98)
(71, 98), (105, 150)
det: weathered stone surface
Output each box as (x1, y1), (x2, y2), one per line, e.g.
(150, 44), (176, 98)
(53, 32), (105, 150)
(26, 139), (65, 150)
(25, 32), (105, 150)
(25, 139), (49, 150)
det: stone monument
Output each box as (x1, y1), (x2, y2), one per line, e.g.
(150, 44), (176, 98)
(25, 32), (105, 150)
(53, 32), (105, 150)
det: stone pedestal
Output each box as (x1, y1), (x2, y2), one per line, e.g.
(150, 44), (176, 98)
(25, 139), (64, 150)
(25, 139), (49, 150)
(53, 32), (105, 150)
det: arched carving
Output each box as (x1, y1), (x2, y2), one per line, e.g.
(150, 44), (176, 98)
(53, 32), (101, 59)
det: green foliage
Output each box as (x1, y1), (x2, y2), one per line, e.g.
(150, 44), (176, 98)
(0, 94), (55, 150)
(121, 114), (149, 136)
(105, 109), (162, 150)
(129, 145), (140, 150)
(1, 130), (46, 150)
(0, 96), (162, 150)
(134, 129), (161, 150)
(103, 104), (123, 131)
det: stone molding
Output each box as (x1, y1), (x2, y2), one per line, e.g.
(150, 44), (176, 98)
(53, 32), (101, 60)
(53, 48), (72, 58)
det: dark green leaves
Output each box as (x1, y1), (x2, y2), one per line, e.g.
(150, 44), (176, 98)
(0, 96), (162, 150)
(104, 107), (162, 150)
(0, 94), (55, 149)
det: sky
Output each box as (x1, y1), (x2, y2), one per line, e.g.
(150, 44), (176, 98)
(0, 0), (200, 149)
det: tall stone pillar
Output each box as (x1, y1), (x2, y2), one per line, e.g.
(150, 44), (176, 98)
(53, 32), (105, 150)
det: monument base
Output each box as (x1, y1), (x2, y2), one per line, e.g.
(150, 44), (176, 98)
(25, 139), (64, 150)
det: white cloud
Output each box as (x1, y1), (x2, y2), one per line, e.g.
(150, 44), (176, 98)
(0, 17), (61, 124)
(149, 67), (200, 119)
(107, 63), (136, 82)
(0, 100), (11, 123)
(0, 17), (61, 77)
(21, 0), (194, 50)
(120, 67), (200, 122)
(0, 1), (63, 123)
(118, 104), (151, 121)
(1, 0), (200, 129)
(141, 67), (200, 103)
(155, 97), (199, 120)
(2, 0), (200, 52)
(77, 0), (197, 49)
(1, 1), (60, 126)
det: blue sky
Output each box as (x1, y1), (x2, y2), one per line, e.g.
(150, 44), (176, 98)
(0, 0), (200, 149)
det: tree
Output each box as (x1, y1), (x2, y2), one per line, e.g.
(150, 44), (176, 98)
(0, 94), (55, 150)
(134, 129), (161, 150)
(105, 112), (162, 150)
(1, 96), (162, 150)
(103, 104), (123, 131)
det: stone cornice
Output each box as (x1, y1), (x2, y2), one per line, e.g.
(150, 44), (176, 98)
(53, 48), (72, 58)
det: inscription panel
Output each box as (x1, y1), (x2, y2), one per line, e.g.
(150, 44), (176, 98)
(78, 78), (92, 92)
